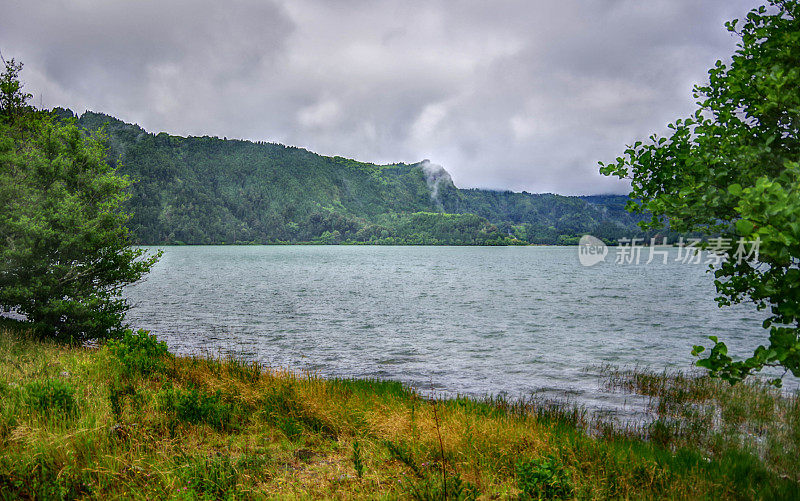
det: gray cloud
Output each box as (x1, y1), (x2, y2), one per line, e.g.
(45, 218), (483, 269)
(1, 0), (759, 194)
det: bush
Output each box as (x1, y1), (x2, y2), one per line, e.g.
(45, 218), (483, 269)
(0, 60), (159, 342)
(158, 385), (239, 431)
(24, 380), (78, 418)
(107, 329), (170, 376)
(516, 455), (573, 500)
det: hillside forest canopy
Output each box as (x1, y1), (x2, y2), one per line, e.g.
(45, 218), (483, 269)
(51, 108), (663, 247)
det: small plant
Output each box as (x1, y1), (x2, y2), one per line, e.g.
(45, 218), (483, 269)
(5, 454), (90, 499)
(276, 416), (303, 441)
(405, 473), (478, 501)
(352, 438), (364, 479)
(24, 380), (78, 419)
(431, 398), (448, 497)
(516, 454), (573, 500)
(649, 419), (674, 448)
(261, 385), (295, 419)
(109, 380), (136, 420)
(176, 453), (240, 499)
(384, 439), (421, 477)
(225, 357), (262, 383)
(107, 329), (170, 376)
(158, 384), (239, 431)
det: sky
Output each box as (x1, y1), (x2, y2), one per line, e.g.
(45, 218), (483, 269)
(1, 0), (760, 195)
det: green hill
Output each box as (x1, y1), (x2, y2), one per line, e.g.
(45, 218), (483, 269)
(54, 108), (652, 245)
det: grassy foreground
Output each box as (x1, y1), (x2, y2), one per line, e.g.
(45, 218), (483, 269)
(0, 327), (798, 500)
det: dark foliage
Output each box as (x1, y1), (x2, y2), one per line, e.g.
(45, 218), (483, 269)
(53, 109), (656, 246)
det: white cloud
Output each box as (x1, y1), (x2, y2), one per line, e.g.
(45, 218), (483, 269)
(0, 0), (761, 194)
(297, 99), (342, 128)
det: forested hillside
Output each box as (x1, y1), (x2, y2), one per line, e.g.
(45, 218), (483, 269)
(54, 108), (652, 245)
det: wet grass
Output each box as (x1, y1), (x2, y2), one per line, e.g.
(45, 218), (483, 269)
(0, 326), (797, 499)
(598, 365), (800, 481)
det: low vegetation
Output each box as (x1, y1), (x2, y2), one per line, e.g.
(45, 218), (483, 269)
(0, 323), (798, 500)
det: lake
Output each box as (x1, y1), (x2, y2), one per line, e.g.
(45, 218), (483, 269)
(124, 245), (794, 415)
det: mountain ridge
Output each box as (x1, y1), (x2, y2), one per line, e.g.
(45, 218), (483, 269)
(52, 108), (651, 245)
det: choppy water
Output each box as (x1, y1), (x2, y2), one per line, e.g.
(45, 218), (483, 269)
(124, 245), (796, 414)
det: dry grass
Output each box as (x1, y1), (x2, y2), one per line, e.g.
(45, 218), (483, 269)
(0, 326), (798, 500)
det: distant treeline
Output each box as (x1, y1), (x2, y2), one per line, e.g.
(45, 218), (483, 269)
(54, 108), (668, 246)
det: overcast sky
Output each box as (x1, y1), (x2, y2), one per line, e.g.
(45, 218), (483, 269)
(1, 0), (759, 194)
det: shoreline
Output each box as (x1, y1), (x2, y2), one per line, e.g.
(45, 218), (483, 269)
(1, 326), (798, 499)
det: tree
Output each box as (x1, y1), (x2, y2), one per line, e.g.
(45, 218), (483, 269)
(0, 59), (159, 343)
(0, 57), (32, 123)
(600, 1), (799, 385)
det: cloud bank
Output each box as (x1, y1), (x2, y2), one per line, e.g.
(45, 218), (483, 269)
(0, 0), (759, 194)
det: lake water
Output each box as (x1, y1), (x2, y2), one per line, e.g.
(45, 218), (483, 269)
(124, 245), (795, 415)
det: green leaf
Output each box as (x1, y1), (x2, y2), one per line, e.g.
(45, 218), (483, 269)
(735, 219), (754, 235)
(696, 359), (713, 369)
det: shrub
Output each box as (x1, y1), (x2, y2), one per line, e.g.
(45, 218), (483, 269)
(158, 385), (238, 431)
(24, 380), (78, 418)
(516, 454), (573, 500)
(107, 329), (170, 376)
(0, 60), (160, 342)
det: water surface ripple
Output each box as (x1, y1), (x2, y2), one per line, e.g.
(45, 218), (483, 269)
(124, 246), (796, 413)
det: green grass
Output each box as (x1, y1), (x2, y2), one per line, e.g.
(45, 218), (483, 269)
(0, 326), (797, 499)
(598, 365), (800, 481)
